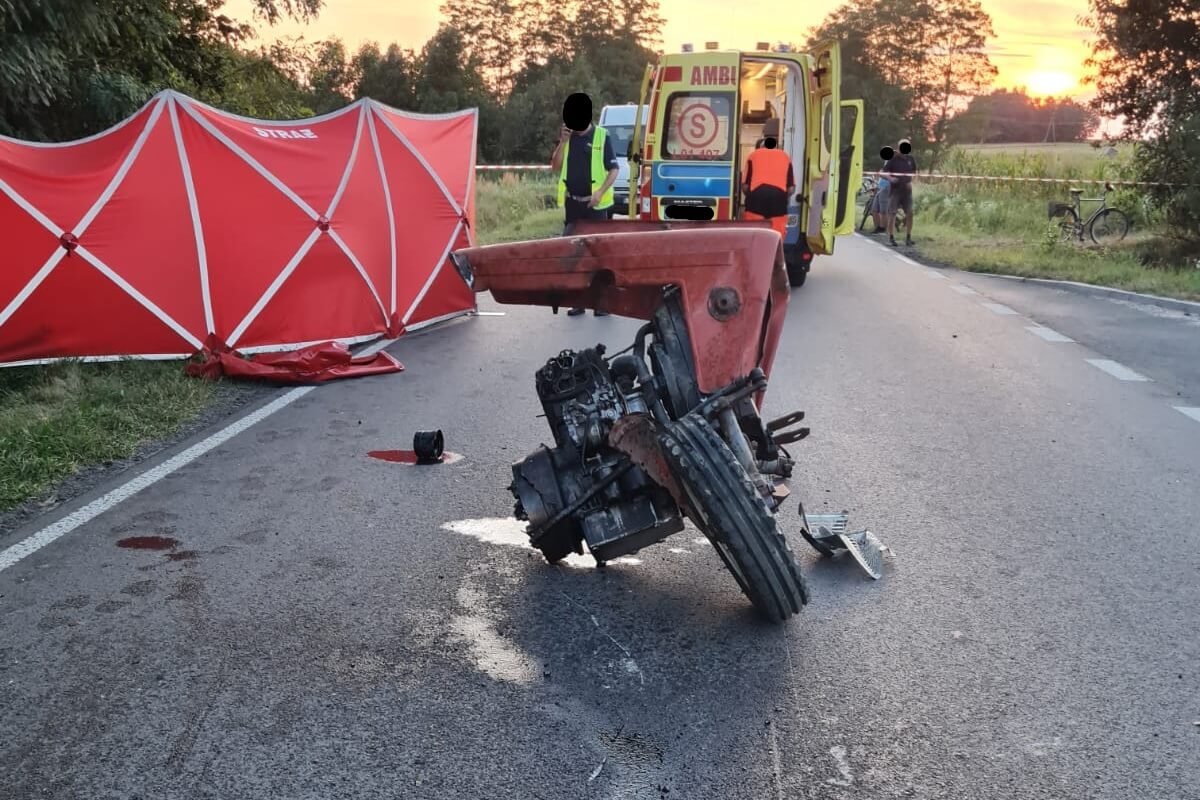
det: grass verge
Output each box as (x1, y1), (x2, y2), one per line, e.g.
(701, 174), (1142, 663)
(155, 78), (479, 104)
(0, 361), (215, 513)
(475, 172), (561, 244)
(863, 184), (1200, 302)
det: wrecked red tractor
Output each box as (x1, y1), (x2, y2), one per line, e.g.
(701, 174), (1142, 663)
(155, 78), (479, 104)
(450, 224), (817, 622)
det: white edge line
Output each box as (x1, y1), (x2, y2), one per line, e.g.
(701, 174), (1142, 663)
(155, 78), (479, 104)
(375, 108), (462, 217)
(325, 105), (366, 218)
(950, 271), (1200, 312)
(1025, 325), (1075, 343)
(0, 386), (315, 573)
(982, 302), (1018, 315)
(1174, 407), (1200, 423)
(178, 99), (319, 220)
(366, 112), (398, 318)
(168, 97), (214, 335)
(75, 97), (165, 234)
(227, 228), (322, 348)
(76, 246), (204, 351)
(402, 220), (463, 324)
(327, 228), (388, 321)
(0, 249), (67, 329)
(1085, 358), (1151, 382)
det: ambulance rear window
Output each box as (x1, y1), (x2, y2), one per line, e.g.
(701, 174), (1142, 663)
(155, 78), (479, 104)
(663, 92), (734, 161)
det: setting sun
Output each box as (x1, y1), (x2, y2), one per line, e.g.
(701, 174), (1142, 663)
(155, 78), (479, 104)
(1020, 70), (1079, 98)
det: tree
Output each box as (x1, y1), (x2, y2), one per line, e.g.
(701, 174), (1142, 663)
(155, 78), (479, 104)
(946, 89), (1099, 144)
(1083, 0), (1200, 137)
(306, 39), (353, 113)
(0, 0), (322, 140)
(352, 43), (417, 111)
(1084, 0), (1200, 243)
(810, 0), (997, 162)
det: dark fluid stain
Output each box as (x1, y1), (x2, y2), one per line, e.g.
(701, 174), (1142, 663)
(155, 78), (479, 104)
(368, 450), (458, 465)
(121, 579), (159, 597)
(95, 600), (130, 614)
(117, 535), (179, 551)
(50, 594), (90, 611)
(167, 550), (199, 562)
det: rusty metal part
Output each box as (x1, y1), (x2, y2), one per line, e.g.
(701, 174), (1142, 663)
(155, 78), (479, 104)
(608, 414), (689, 514)
(451, 227), (789, 395)
(707, 287), (741, 321)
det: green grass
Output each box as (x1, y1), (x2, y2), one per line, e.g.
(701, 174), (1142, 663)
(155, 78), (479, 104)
(475, 172), (561, 244)
(883, 184), (1200, 301)
(0, 360), (215, 512)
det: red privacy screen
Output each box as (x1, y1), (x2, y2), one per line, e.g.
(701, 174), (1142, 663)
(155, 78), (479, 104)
(0, 91), (477, 364)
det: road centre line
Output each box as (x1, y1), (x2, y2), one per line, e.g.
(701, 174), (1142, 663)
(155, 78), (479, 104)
(1025, 325), (1075, 343)
(982, 302), (1018, 315)
(1086, 359), (1151, 382)
(0, 387), (315, 573)
(1175, 407), (1200, 424)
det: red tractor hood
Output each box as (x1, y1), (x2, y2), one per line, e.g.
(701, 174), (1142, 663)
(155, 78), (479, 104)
(450, 225), (790, 395)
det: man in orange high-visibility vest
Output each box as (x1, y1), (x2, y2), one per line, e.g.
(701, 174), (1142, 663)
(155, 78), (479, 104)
(741, 126), (794, 238)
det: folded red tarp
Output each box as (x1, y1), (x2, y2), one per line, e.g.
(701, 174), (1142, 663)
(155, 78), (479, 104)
(186, 341), (403, 384)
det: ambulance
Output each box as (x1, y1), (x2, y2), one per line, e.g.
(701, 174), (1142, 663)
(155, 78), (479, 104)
(628, 42), (864, 286)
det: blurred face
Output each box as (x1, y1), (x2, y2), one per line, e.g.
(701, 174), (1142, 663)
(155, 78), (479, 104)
(899, 141), (912, 155)
(880, 146), (895, 160)
(563, 93), (592, 131)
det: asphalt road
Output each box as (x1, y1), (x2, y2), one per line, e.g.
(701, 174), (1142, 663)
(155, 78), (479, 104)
(2, 234), (1197, 799)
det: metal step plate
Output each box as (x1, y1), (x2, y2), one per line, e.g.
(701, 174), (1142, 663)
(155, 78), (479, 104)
(802, 512), (889, 580)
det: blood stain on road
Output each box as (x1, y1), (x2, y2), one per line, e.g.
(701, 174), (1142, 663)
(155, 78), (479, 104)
(116, 535), (179, 551)
(368, 450), (463, 465)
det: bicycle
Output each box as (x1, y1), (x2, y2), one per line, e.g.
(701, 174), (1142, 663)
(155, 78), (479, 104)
(858, 176), (905, 234)
(1049, 182), (1129, 245)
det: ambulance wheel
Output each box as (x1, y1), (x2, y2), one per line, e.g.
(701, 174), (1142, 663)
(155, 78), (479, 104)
(786, 259), (808, 287)
(659, 414), (809, 623)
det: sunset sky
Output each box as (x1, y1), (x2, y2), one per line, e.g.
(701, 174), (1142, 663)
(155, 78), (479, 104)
(226, 0), (1095, 99)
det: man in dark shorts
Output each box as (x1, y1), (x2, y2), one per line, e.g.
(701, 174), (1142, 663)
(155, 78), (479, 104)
(551, 92), (619, 316)
(885, 138), (917, 246)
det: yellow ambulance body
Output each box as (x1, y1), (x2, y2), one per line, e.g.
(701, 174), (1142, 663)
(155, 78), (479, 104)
(629, 42), (864, 286)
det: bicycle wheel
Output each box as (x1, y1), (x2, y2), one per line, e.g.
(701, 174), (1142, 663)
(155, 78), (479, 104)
(1057, 209), (1080, 242)
(859, 195), (873, 231)
(1090, 208), (1129, 245)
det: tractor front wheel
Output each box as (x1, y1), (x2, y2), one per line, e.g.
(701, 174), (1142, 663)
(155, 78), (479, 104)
(659, 414), (809, 623)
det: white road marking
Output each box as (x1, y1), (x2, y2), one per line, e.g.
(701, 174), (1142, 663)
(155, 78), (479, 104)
(1105, 297), (1200, 327)
(951, 284), (978, 295)
(1086, 359), (1151, 382)
(893, 254), (919, 266)
(1174, 407), (1200, 423)
(982, 302), (1019, 316)
(826, 745), (854, 787)
(474, 311), (506, 316)
(356, 336), (400, 357)
(0, 387), (314, 573)
(1025, 325), (1075, 343)
(924, 270), (947, 279)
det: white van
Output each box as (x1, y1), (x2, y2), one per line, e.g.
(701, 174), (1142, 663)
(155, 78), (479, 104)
(599, 103), (649, 215)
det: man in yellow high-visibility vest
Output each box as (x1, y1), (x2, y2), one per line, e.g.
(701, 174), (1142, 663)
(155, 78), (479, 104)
(551, 92), (618, 316)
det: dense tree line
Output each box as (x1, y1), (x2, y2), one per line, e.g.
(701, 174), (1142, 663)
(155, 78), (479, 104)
(947, 89), (1099, 144)
(1083, 0), (1200, 241)
(0, 0), (661, 163)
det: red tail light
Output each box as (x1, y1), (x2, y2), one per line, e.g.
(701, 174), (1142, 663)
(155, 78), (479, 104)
(663, 66), (684, 82)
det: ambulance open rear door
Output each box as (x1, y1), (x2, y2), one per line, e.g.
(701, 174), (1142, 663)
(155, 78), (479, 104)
(834, 99), (864, 236)
(803, 41), (842, 254)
